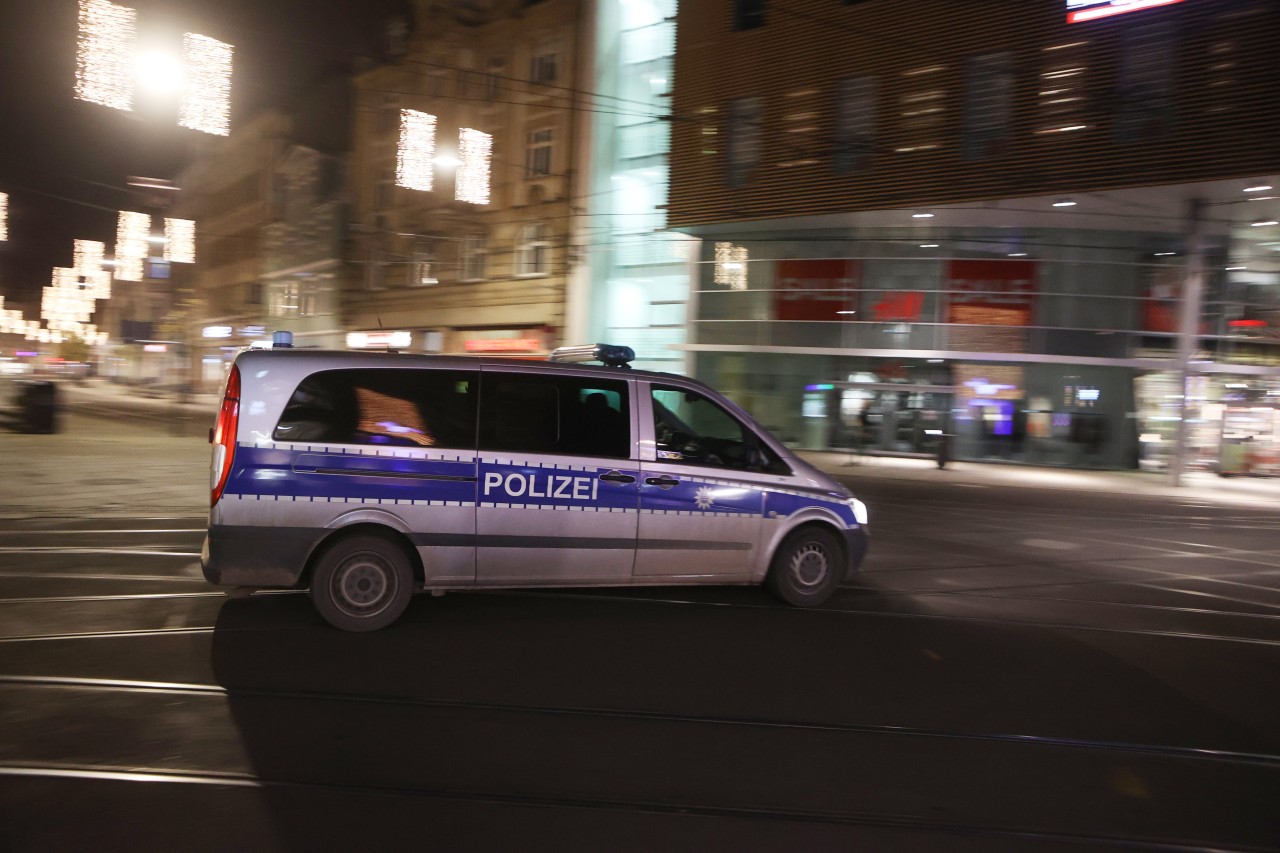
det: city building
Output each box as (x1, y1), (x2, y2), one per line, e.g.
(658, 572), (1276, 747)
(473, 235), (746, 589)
(347, 0), (586, 358)
(668, 0), (1280, 474)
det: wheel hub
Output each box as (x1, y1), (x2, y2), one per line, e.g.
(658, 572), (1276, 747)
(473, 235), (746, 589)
(336, 558), (392, 611)
(789, 543), (829, 588)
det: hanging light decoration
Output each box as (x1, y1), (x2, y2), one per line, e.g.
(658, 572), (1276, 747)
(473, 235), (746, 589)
(74, 239), (112, 301)
(164, 218), (196, 263)
(114, 210), (150, 281)
(456, 128), (492, 205)
(178, 33), (233, 136)
(0, 192), (7, 241)
(396, 109), (437, 191)
(75, 0), (137, 111)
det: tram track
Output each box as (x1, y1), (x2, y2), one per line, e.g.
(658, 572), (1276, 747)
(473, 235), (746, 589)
(0, 760), (1251, 853)
(3, 673), (1277, 770)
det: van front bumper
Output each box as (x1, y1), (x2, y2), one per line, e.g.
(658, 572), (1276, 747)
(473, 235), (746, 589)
(201, 525), (318, 588)
(843, 526), (869, 580)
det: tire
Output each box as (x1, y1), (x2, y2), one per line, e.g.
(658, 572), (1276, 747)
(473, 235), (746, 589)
(310, 533), (414, 631)
(765, 527), (844, 607)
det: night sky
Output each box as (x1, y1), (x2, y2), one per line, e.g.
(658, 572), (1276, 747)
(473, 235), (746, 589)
(0, 0), (407, 314)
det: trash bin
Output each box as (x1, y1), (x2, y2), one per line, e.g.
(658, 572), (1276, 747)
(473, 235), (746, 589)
(18, 380), (58, 434)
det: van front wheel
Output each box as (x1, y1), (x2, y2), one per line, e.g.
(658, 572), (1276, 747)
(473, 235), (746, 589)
(766, 527), (843, 607)
(310, 534), (413, 631)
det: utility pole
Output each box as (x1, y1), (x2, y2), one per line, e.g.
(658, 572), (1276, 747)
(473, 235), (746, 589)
(1168, 198), (1207, 487)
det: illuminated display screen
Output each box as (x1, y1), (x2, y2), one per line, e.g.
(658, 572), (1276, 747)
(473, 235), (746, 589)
(1067, 0), (1188, 24)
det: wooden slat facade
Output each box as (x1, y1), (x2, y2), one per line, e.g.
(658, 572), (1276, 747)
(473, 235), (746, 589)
(669, 0), (1280, 228)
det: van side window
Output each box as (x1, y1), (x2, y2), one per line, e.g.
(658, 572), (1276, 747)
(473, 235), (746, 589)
(273, 368), (478, 449)
(479, 373), (630, 458)
(651, 385), (787, 473)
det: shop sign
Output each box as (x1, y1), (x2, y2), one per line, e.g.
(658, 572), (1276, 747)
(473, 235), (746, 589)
(202, 325), (233, 338)
(946, 259), (1036, 326)
(143, 344), (168, 353)
(464, 337), (543, 353)
(774, 259), (861, 322)
(347, 331), (412, 349)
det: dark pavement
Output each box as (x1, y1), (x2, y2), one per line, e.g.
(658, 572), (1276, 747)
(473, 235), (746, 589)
(1, 387), (1278, 850)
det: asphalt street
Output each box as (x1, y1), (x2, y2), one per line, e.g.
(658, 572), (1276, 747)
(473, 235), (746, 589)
(1, 394), (1278, 851)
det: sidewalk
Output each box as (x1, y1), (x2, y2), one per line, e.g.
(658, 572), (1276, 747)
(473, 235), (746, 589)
(799, 449), (1280, 508)
(1, 379), (1277, 520)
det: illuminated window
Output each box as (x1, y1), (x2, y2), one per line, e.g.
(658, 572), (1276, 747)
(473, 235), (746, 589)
(833, 76), (876, 174)
(1036, 41), (1091, 135)
(526, 128), (554, 177)
(517, 223), (550, 276)
(895, 64), (948, 153)
(962, 53), (1014, 160)
(724, 96), (761, 187)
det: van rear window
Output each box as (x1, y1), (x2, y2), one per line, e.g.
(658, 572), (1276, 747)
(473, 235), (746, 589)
(273, 368), (478, 449)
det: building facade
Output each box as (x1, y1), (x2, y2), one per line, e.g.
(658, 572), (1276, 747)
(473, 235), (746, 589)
(347, 0), (587, 358)
(669, 0), (1280, 473)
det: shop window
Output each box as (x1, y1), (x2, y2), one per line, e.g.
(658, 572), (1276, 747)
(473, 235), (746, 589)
(724, 96), (762, 187)
(895, 64), (947, 153)
(833, 76), (876, 174)
(962, 53), (1014, 160)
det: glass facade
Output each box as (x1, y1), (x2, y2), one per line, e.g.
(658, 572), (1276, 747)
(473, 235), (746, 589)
(687, 217), (1280, 472)
(587, 0), (695, 373)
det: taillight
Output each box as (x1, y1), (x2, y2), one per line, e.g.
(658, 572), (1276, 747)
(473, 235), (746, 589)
(210, 364), (241, 506)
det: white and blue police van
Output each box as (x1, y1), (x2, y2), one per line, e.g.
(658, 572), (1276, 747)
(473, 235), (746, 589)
(202, 337), (869, 631)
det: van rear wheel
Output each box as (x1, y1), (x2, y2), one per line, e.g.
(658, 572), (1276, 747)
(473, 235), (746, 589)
(766, 527), (843, 607)
(310, 534), (413, 631)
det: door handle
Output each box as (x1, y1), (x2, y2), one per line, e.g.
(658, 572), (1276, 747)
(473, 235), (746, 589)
(645, 475), (680, 489)
(598, 470), (636, 484)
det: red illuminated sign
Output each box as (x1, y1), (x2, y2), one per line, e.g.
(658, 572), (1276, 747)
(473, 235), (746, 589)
(872, 291), (925, 322)
(1067, 0), (1188, 24)
(774, 259), (860, 322)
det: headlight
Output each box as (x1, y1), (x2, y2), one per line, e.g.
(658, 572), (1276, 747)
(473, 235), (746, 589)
(848, 498), (869, 526)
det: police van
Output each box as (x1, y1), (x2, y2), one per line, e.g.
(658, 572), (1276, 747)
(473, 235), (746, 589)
(202, 338), (869, 631)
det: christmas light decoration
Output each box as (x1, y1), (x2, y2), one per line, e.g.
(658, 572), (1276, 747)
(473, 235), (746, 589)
(164, 218), (195, 262)
(114, 210), (150, 281)
(74, 239), (105, 278)
(396, 109), (437, 191)
(0, 193), (7, 241)
(456, 128), (492, 205)
(714, 242), (748, 290)
(75, 0), (137, 111)
(178, 33), (233, 136)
